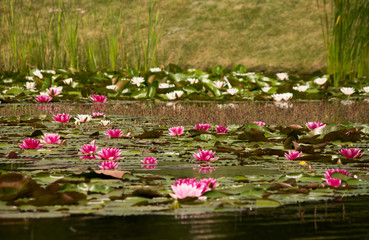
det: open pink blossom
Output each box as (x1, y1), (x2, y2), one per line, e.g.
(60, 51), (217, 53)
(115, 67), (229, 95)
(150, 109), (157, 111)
(53, 113), (72, 123)
(19, 138), (44, 149)
(35, 95), (52, 103)
(253, 121), (265, 126)
(99, 161), (119, 170)
(193, 149), (218, 162)
(46, 86), (63, 97)
(80, 140), (97, 159)
(42, 133), (60, 144)
(306, 122), (326, 130)
(169, 126), (184, 136)
(90, 94), (107, 103)
(339, 148), (364, 159)
(141, 157), (157, 164)
(323, 168), (350, 187)
(170, 177), (218, 199)
(325, 178), (342, 188)
(194, 124), (211, 132)
(93, 112), (105, 117)
(104, 129), (123, 138)
(199, 178), (218, 193)
(97, 147), (123, 160)
(216, 125), (228, 134)
(284, 151), (303, 160)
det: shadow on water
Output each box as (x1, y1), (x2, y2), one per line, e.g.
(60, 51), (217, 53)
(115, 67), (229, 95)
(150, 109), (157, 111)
(1, 196), (369, 240)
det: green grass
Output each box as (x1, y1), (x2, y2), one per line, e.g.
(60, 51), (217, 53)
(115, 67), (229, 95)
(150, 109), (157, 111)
(0, 0), (326, 73)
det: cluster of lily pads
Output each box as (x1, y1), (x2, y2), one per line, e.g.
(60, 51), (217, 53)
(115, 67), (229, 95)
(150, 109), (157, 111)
(1, 101), (369, 217)
(1, 66), (369, 103)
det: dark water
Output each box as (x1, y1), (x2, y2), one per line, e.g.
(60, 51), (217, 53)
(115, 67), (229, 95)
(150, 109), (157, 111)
(1, 196), (369, 240)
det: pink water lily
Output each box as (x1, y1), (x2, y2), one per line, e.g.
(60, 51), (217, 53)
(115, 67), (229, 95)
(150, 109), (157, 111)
(41, 133), (60, 144)
(170, 177), (218, 199)
(169, 126), (184, 136)
(253, 121), (265, 126)
(19, 138), (44, 149)
(104, 129), (123, 138)
(339, 148), (364, 159)
(193, 149), (218, 162)
(99, 161), (119, 170)
(90, 94), (107, 103)
(80, 140), (97, 159)
(216, 125), (228, 134)
(284, 151), (303, 160)
(93, 112), (105, 117)
(46, 86), (62, 97)
(35, 95), (52, 103)
(324, 168), (350, 187)
(141, 157), (157, 164)
(53, 113), (72, 123)
(306, 122), (326, 130)
(97, 147), (123, 160)
(194, 124), (211, 132)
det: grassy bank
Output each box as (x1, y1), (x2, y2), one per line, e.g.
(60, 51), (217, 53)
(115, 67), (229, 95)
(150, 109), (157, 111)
(0, 0), (326, 73)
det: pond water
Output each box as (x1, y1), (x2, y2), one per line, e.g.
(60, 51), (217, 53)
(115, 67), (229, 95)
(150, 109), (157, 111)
(1, 196), (369, 240)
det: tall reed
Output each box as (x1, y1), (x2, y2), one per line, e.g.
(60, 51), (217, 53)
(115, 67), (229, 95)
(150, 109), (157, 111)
(318, 0), (369, 87)
(0, 0), (162, 72)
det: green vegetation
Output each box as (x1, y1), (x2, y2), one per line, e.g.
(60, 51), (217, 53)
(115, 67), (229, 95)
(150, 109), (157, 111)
(0, 0), (325, 73)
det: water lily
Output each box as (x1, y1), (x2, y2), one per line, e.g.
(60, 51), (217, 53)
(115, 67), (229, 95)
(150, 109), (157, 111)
(169, 126), (185, 136)
(93, 112), (105, 117)
(80, 140), (97, 159)
(74, 114), (92, 124)
(362, 86), (369, 93)
(159, 83), (175, 89)
(63, 78), (73, 85)
(19, 138), (44, 149)
(227, 88), (239, 95)
(339, 148), (364, 159)
(285, 151), (303, 160)
(35, 95), (52, 103)
(193, 149), (218, 162)
(314, 77), (328, 85)
(131, 77), (145, 87)
(293, 85), (309, 92)
(324, 168), (350, 187)
(25, 82), (36, 90)
(261, 87), (272, 93)
(41, 133), (60, 144)
(53, 113), (72, 123)
(141, 157), (157, 164)
(150, 67), (161, 72)
(46, 86), (63, 97)
(90, 94), (107, 103)
(188, 78), (199, 85)
(106, 85), (118, 91)
(100, 120), (111, 127)
(340, 87), (355, 96)
(272, 93), (293, 101)
(253, 121), (265, 126)
(213, 81), (225, 89)
(33, 69), (43, 79)
(306, 122), (325, 130)
(216, 125), (228, 134)
(170, 177), (217, 199)
(276, 72), (289, 80)
(195, 124), (211, 132)
(97, 148), (123, 160)
(99, 161), (119, 170)
(104, 129), (123, 138)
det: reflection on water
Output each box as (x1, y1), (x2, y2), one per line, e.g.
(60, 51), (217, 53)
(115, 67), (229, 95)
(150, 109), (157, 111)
(1, 196), (369, 240)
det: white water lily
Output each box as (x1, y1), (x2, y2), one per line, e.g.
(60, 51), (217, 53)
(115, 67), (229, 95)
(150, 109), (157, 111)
(74, 114), (92, 124)
(63, 78), (73, 85)
(187, 78), (198, 85)
(100, 120), (111, 127)
(340, 87), (355, 96)
(159, 83), (175, 89)
(261, 87), (272, 93)
(26, 76), (34, 81)
(106, 85), (118, 91)
(25, 82), (36, 90)
(174, 90), (184, 98)
(227, 88), (239, 95)
(33, 70), (43, 79)
(150, 67), (161, 72)
(314, 77), (328, 85)
(40, 70), (56, 75)
(276, 72), (289, 80)
(131, 77), (145, 87)
(4, 79), (13, 83)
(213, 81), (225, 89)
(166, 92), (177, 100)
(362, 86), (369, 93)
(272, 93), (293, 101)
(293, 85), (309, 92)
